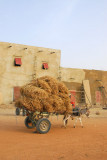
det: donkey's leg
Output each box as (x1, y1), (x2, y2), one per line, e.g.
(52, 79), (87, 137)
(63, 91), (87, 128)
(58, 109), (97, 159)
(73, 117), (78, 128)
(64, 119), (68, 127)
(63, 115), (71, 128)
(63, 116), (66, 127)
(79, 117), (83, 128)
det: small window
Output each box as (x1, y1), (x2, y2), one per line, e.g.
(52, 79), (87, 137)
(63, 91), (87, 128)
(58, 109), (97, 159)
(14, 58), (22, 66)
(42, 63), (48, 69)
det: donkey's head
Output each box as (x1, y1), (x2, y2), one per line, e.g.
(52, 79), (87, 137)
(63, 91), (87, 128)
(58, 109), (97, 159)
(80, 107), (90, 117)
(85, 107), (90, 117)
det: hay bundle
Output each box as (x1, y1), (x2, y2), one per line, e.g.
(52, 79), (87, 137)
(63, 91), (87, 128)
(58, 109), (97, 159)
(16, 96), (43, 112)
(41, 99), (54, 113)
(58, 82), (69, 94)
(15, 76), (72, 114)
(31, 79), (52, 94)
(39, 76), (59, 95)
(51, 95), (66, 113)
(58, 92), (72, 113)
(20, 84), (48, 99)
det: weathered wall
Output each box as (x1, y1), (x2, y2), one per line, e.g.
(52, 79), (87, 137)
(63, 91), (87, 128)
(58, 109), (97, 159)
(0, 42), (61, 104)
(61, 68), (107, 106)
(34, 48), (61, 79)
(60, 67), (85, 90)
(0, 42), (107, 106)
(84, 69), (107, 105)
(60, 68), (85, 83)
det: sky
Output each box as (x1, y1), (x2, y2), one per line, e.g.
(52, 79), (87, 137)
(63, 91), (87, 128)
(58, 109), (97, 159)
(0, 0), (107, 70)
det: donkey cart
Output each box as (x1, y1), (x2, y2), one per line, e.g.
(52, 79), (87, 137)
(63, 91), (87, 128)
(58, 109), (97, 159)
(25, 111), (51, 134)
(24, 107), (89, 134)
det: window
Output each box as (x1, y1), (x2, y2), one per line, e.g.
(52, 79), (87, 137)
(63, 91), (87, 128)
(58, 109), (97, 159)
(14, 58), (22, 66)
(42, 63), (48, 69)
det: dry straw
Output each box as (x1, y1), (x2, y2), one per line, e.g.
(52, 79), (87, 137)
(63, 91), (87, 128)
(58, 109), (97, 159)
(15, 76), (72, 114)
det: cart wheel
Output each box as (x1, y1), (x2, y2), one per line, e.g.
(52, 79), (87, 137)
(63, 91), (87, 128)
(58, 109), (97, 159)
(16, 108), (20, 115)
(25, 116), (36, 129)
(36, 118), (51, 134)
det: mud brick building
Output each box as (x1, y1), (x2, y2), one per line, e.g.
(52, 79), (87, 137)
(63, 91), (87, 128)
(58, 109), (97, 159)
(0, 42), (107, 107)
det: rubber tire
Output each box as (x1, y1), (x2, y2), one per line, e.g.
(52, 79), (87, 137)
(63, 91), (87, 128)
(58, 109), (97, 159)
(16, 108), (20, 115)
(36, 118), (51, 134)
(25, 116), (35, 129)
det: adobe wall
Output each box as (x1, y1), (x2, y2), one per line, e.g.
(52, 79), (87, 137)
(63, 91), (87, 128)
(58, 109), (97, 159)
(61, 67), (107, 106)
(60, 67), (85, 90)
(0, 42), (61, 104)
(84, 69), (107, 105)
(0, 41), (107, 106)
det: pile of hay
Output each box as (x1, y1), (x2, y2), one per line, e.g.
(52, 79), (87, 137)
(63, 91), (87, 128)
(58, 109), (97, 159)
(15, 76), (72, 114)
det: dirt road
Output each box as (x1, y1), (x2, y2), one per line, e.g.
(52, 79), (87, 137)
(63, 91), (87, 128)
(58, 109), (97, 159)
(0, 111), (107, 160)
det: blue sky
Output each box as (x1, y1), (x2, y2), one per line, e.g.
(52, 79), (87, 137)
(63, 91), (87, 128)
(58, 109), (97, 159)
(0, 0), (107, 70)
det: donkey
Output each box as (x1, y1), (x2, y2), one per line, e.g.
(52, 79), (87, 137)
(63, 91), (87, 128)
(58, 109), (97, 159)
(63, 107), (90, 128)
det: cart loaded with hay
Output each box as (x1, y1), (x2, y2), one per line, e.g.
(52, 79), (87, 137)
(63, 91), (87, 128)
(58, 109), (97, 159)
(15, 76), (72, 134)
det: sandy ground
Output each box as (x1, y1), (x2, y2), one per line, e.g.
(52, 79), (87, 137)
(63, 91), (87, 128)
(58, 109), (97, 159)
(0, 108), (107, 160)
